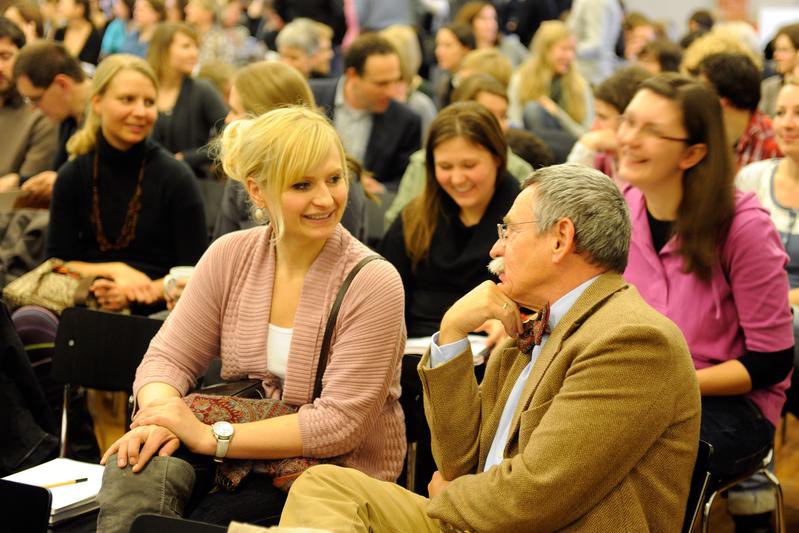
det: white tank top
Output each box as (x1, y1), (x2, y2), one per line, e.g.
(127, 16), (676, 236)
(267, 323), (293, 381)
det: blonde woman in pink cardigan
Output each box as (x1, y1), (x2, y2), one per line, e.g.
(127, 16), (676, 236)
(95, 107), (407, 531)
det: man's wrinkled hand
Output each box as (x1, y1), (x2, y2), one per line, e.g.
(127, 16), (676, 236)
(439, 281), (522, 345)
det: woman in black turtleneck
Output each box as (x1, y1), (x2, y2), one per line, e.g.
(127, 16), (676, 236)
(47, 53), (207, 312)
(379, 101), (518, 339)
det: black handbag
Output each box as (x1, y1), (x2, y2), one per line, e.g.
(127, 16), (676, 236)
(200, 255), (383, 399)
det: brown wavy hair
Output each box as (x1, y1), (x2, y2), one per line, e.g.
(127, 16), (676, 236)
(402, 101), (507, 270)
(640, 73), (734, 280)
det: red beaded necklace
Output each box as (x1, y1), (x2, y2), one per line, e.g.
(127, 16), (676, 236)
(90, 149), (145, 252)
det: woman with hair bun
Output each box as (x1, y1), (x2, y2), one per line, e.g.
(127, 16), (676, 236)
(95, 106), (406, 530)
(212, 60), (367, 242)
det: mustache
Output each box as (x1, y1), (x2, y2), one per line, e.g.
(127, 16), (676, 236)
(487, 257), (504, 276)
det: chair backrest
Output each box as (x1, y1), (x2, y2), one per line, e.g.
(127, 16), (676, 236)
(399, 353), (424, 444)
(0, 479), (52, 533)
(682, 440), (714, 533)
(52, 308), (163, 391)
(130, 514), (226, 533)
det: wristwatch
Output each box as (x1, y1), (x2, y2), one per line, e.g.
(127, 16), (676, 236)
(211, 421), (235, 463)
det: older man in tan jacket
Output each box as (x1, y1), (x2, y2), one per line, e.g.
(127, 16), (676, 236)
(280, 164), (701, 532)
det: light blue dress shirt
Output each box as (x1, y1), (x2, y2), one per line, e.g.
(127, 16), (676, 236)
(429, 275), (599, 471)
(333, 77), (373, 164)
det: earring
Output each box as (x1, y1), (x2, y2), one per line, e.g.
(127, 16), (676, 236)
(254, 207), (266, 220)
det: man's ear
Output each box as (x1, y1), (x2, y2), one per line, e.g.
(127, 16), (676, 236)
(678, 143), (708, 171)
(245, 177), (266, 208)
(551, 218), (576, 263)
(52, 73), (73, 91)
(344, 66), (358, 81)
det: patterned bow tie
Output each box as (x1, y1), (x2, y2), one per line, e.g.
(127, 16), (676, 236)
(517, 303), (551, 355)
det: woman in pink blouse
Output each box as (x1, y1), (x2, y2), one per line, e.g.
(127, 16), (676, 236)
(95, 107), (406, 530)
(620, 74), (793, 527)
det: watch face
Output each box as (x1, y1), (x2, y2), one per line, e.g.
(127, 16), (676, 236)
(212, 421), (234, 438)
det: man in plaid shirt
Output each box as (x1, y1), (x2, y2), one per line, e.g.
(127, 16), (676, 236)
(696, 52), (781, 170)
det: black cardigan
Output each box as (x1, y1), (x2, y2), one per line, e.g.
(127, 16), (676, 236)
(379, 173), (520, 337)
(47, 134), (208, 280)
(150, 77), (228, 179)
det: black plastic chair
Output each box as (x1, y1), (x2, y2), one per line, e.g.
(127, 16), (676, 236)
(52, 307), (163, 457)
(699, 447), (784, 533)
(131, 514), (226, 532)
(0, 479), (52, 533)
(682, 440), (713, 533)
(397, 353), (431, 494)
(397, 351), (487, 494)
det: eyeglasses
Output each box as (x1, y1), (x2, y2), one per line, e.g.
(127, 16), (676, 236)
(497, 220), (538, 243)
(22, 83), (50, 107)
(618, 114), (690, 143)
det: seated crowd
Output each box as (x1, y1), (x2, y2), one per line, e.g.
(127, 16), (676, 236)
(1, 2), (798, 532)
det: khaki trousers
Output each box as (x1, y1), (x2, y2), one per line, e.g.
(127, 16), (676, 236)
(279, 465), (442, 533)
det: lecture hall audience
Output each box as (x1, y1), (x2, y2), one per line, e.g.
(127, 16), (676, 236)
(2, 4), (799, 532)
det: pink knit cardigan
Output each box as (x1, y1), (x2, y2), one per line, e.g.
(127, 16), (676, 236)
(133, 225), (407, 481)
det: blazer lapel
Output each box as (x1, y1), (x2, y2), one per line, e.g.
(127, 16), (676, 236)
(502, 273), (628, 454)
(363, 110), (387, 173)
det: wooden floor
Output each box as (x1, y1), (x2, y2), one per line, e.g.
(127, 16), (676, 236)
(699, 413), (799, 532)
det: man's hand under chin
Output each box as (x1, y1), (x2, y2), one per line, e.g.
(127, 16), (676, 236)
(439, 281), (522, 345)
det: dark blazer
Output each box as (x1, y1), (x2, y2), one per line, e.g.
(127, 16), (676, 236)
(310, 77), (421, 191)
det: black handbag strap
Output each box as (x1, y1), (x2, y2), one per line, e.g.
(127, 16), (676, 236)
(312, 255), (383, 400)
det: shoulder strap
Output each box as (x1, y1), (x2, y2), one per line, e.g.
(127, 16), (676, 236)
(312, 254), (383, 400)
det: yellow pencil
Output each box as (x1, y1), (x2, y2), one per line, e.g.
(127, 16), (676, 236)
(43, 478), (88, 489)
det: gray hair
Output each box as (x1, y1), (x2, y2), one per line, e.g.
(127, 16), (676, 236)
(276, 18), (320, 55)
(523, 163), (631, 273)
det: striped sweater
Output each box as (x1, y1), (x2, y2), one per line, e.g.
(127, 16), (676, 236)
(133, 224), (407, 481)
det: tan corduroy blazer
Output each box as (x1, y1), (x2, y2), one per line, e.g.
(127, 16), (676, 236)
(419, 273), (701, 532)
